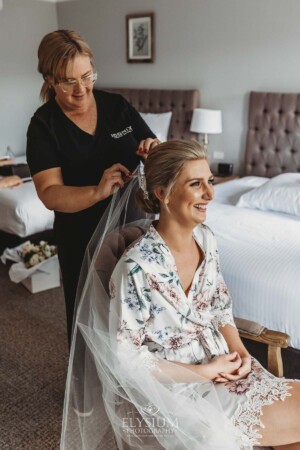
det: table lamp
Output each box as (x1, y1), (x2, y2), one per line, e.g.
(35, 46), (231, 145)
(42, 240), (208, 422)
(190, 108), (222, 146)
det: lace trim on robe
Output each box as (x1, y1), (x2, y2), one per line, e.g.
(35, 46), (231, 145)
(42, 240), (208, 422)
(232, 378), (292, 446)
(139, 346), (161, 372)
(117, 331), (161, 373)
(213, 311), (236, 330)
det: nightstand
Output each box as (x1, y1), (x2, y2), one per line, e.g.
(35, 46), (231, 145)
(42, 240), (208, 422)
(213, 175), (240, 185)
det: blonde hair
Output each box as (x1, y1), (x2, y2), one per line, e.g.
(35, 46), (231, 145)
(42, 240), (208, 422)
(136, 140), (208, 214)
(37, 29), (94, 102)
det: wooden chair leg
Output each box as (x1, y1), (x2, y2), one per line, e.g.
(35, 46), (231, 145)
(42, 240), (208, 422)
(268, 345), (283, 378)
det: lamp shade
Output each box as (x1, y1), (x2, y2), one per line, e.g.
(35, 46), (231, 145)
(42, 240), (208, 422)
(190, 108), (222, 134)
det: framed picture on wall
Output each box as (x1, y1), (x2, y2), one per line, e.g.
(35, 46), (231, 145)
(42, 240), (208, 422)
(126, 13), (154, 63)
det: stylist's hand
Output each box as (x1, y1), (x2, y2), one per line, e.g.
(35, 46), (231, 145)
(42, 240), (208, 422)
(214, 355), (251, 383)
(97, 163), (130, 199)
(136, 138), (161, 159)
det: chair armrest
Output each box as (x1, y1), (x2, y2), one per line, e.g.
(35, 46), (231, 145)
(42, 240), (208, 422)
(235, 317), (289, 348)
(234, 317), (290, 377)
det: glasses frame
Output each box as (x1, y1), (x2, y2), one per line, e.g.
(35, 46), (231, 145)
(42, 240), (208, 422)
(57, 72), (98, 93)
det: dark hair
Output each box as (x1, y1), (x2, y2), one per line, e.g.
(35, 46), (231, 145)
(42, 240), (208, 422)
(37, 29), (94, 102)
(136, 140), (208, 214)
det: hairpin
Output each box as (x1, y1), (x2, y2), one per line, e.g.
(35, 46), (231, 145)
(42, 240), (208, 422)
(138, 161), (149, 200)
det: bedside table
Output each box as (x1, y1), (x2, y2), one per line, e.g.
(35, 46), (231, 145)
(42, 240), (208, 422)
(213, 175), (240, 185)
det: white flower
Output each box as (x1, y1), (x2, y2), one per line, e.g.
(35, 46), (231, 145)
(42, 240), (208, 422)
(20, 240), (57, 268)
(29, 254), (40, 266)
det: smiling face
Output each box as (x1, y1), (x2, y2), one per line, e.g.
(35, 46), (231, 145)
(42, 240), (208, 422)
(49, 54), (95, 112)
(162, 158), (214, 228)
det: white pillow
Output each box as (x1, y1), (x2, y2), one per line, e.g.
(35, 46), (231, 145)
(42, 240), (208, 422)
(236, 173), (300, 216)
(139, 112), (172, 142)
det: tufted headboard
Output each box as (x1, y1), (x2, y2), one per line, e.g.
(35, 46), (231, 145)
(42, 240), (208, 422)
(102, 88), (199, 140)
(245, 91), (300, 177)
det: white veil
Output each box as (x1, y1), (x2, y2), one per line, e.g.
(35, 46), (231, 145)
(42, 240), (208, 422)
(60, 173), (249, 450)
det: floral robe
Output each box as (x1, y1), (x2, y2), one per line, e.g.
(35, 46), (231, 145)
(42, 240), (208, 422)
(109, 223), (292, 447)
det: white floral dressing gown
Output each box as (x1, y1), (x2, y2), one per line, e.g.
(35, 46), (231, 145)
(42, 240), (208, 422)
(109, 223), (293, 447)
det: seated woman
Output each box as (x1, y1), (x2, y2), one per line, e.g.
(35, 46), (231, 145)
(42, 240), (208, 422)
(61, 140), (300, 450)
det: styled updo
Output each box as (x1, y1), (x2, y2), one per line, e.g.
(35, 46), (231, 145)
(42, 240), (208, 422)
(136, 140), (208, 214)
(37, 29), (94, 102)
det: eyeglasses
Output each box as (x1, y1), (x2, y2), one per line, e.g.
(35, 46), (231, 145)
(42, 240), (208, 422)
(57, 72), (98, 93)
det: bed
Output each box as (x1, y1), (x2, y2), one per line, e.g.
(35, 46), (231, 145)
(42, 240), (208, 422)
(0, 156), (54, 253)
(206, 91), (300, 377)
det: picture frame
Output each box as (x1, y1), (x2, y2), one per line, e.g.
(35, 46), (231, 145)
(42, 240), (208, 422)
(126, 13), (154, 63)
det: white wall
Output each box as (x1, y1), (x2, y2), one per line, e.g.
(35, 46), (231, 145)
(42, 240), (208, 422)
(57, 0), (300, 174)
(0, 0), (57, 156)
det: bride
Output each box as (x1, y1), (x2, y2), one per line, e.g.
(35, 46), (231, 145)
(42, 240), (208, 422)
(61, 140), (300, 450)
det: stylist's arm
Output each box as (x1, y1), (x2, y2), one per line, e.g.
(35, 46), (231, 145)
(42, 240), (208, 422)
(33, 163), (130, 213)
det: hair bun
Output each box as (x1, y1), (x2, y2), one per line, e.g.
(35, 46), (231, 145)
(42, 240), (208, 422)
(135, 189), (160, 214)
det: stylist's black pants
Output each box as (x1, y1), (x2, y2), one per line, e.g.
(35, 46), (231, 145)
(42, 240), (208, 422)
(57, 238), (87, 347)
(57, 233), (99, 412)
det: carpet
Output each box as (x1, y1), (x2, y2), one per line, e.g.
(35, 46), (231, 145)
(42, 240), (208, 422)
(0, 262), (68, 450)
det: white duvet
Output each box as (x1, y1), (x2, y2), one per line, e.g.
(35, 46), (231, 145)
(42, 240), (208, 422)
(0, 181), (54, 237)
(205, 177), (300, 350)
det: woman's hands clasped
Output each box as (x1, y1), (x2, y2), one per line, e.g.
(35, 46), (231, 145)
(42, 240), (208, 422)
(206, 352), (251, 383)
(214, 354), (251, 383)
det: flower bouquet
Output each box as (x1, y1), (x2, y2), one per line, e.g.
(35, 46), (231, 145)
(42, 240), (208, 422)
(19, 241), (57, 268)
(1, 240), (59, 286)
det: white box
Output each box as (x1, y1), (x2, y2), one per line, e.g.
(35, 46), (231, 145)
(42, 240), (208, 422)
(21, 257), (60, 293)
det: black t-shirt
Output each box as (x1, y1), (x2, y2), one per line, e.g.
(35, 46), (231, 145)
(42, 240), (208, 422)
(26, 90), (155, 246)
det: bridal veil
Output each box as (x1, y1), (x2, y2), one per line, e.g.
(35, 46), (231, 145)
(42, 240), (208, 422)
(60, 174), (248, 450)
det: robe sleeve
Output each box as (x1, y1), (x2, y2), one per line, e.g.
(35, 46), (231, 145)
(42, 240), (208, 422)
(109, 255), (159, 370)
(210, 243), (237, 330)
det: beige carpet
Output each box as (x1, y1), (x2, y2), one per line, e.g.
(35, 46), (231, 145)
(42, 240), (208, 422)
(0, 262), (68, 450)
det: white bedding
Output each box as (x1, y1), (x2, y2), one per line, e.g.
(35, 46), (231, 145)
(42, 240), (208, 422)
(205, 177), (300, 350)
(0, 156), (54, 237)
(0, 181), (54, 237)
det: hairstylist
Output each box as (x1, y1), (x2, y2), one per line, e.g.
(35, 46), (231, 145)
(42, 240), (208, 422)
(26, 29), (159, 347)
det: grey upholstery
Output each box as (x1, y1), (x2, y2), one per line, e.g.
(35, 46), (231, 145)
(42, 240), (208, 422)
(102, 88), (200, 140)
(245, 91), (300, 177)
(95, 226), (146, 294)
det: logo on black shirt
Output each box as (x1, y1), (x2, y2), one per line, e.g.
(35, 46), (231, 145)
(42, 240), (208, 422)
(111, 126), (133, 139)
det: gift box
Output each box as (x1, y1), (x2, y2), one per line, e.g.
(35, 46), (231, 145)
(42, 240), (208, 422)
(21, 256), (60, 293)
(1, 242), (60, 294)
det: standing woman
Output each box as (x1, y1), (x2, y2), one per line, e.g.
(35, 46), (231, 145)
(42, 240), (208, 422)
(26, 30), (159, 347)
